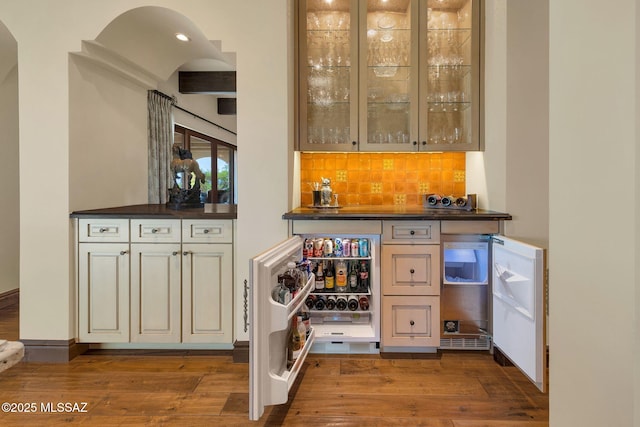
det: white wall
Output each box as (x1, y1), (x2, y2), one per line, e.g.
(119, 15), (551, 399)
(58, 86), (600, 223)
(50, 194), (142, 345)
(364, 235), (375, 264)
(504, 0), (549, 250)
(549, 0), (637, 425)
(0, 0), (291, 342)
(0, 28), (19, 295)
(69, 55), (148, 211)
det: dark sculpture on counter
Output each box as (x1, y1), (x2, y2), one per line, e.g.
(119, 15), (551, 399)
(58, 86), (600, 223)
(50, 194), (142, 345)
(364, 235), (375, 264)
(167, 143), (205, 209)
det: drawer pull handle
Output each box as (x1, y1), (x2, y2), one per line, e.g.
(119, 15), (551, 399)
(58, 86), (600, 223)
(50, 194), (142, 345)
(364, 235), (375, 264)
(410, 269), (415, 274)
(410, 320), (415, 326)
(120, 250), (128, 256)
(99, 228), (108, 233)
(410, 230), (415, 235)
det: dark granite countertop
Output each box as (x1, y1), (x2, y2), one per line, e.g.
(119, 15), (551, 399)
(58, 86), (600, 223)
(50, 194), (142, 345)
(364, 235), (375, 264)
(283, 205), (511, 221)
(70, 204), (237, 220)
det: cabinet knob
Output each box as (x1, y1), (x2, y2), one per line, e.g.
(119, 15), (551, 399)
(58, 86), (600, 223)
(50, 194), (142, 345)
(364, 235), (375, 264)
(151, 228), (159, 234)
(183, 251), (191, 256)
(410, 320), (415, 326)
(421, 141), (426, 146)
(99, 228), (108, 233)
(119, 250), (128, 255)
(172, 251), (179, 256)
(410, 268), (415, 274)
(203, 229), (210, 234)
(410, 230), (415, 235)
(412, 141), (417, 146)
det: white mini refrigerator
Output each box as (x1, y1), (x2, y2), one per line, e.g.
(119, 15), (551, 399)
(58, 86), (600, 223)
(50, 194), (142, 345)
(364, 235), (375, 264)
(491, 235), (546, 393)
(249, 234), (380, 421)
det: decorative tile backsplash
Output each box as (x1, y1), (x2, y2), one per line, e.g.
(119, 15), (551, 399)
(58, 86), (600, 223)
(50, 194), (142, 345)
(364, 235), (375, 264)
(300, 152), (466, 206)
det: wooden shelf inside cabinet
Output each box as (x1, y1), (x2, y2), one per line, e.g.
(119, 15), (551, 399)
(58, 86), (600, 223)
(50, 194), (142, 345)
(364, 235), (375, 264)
(268, 275), (315, 332)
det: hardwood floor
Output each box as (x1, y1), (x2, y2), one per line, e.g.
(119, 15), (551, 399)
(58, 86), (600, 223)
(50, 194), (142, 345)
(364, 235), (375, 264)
(0, 302), (548, 426)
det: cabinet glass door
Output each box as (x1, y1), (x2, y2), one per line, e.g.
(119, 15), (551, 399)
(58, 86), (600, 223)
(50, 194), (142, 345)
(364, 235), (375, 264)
(299, 0), (359, 151)
(360, 0), (417, 152)
(420, 0), (481, 150)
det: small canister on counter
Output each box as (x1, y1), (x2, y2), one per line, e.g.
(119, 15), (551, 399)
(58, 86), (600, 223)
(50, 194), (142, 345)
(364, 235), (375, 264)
(342, 238), (351, 257)
(350, 239), (359, 257)
(359, 238), (369, 257)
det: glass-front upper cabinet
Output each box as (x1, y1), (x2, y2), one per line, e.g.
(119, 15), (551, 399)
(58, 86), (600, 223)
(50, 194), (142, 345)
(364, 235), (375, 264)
(419, 0), (481, 151)
(360, 0), (416, 151)
(297, 0), (482, 152)
(298, 0), (359, 152)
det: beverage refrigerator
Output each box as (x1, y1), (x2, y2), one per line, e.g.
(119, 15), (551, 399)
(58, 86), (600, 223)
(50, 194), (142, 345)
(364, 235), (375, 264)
(249, 233), (380, 421)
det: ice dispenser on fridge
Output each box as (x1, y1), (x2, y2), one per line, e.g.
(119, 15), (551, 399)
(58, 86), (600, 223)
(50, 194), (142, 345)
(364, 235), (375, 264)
(440, 235), (491, 349)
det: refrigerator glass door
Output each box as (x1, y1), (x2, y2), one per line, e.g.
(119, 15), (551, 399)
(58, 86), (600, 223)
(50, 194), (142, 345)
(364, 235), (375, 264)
(492, 235), (546, 392)
(249, 236), (316, 421)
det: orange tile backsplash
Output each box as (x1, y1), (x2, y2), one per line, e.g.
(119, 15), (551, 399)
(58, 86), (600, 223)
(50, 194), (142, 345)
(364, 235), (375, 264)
(300, 152), (466, 206)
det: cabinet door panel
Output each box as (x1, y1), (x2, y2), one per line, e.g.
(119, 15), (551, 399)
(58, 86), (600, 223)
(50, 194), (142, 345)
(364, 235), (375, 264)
(182, 243), (233, 343)
(382, 295), (440, 348)
(382, 244), (440, 295)
(130, 243), (182, 343)
(78, 243), (129, 342)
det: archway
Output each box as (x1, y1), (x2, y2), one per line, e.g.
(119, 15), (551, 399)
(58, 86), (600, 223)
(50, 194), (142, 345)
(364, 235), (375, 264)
(68, 6), (236, 211)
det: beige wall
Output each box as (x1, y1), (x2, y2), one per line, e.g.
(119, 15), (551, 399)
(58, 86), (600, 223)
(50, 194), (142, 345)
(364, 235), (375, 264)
(0, 23), (19, 296)
(549, 0), (638, 425)
(69, 55), (148, 211)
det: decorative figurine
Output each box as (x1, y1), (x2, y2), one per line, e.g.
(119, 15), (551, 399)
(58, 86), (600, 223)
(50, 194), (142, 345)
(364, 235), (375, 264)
(167, 143), (206, 209)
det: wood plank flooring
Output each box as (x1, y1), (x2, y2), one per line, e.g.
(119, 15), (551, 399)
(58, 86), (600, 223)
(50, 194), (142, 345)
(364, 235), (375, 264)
(0, 302), (548, 426)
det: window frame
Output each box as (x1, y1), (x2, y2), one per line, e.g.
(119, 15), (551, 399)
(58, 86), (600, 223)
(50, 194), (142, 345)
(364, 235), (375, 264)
(174, 124), (236, 204)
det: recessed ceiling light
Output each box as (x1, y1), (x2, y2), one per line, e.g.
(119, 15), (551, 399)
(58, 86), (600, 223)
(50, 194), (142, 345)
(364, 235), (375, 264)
(175, 33), (190, 42)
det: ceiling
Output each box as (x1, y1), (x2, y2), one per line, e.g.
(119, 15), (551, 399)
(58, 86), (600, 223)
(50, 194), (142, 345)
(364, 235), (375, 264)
(94, 6), (235, 83)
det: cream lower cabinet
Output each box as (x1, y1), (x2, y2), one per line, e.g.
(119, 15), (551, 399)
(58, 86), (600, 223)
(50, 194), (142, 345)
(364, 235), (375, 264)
(182, 243), (233, 343)
(130, 243), (182, 343)
(78, 242), (130, 343)
(77, 218), (233, 345)
(381, 221), (441, 349)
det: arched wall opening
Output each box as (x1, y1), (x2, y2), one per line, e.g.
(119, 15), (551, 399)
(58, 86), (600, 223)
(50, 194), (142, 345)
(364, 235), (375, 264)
(68, 6), (236, 211)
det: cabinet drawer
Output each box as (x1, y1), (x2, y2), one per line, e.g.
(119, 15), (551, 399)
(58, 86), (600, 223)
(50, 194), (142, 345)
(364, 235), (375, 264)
(382, 245), (440, 296)
(382, 296), (440, 348)
(78, 219), (129, 242)
(382, 221), (440, 244)
(131, 219), (181, 243)
(182, 220), (232, 243)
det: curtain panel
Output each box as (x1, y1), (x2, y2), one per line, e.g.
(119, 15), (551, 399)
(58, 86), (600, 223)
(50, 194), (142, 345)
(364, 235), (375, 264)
(147, 91), (173, 204)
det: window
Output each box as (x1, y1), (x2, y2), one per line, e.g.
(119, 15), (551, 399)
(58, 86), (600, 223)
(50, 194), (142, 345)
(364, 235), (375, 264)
(174, 124), (236, 204)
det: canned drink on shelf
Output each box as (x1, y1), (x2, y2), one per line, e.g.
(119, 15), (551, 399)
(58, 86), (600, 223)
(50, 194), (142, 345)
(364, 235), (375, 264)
(350, 239), (359, 257)
(334, 238), (344, 257)
(342, 238), (351, 257)
(313, 238), (324, 257)
(303, 238), (314, 259)
(359, 239), (369, 257)
(323, 238), (333, 257)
